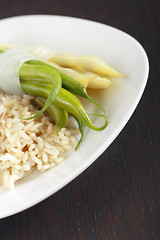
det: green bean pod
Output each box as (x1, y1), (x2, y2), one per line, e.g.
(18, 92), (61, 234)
(26, 59), (88, 96)
(74, 117), (86, 150)
(21, 81), (108, 131)
(26, 59), (106, 116)
(19, 63), (57, 84)
(34, 97), (85, 149)
(19, 63), (62, 119)
(33, 97), (68, 134)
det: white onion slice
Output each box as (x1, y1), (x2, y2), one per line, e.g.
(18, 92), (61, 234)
(0, 48), (35, 96)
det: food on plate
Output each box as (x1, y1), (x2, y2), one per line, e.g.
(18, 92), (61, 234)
(49, 52), (123, 76)
(0, 44), (122, 189)
(0, 44), (123, 88)
(0, 92), (78, 189)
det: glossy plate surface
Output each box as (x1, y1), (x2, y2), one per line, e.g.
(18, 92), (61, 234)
(0, 15), (149, 219)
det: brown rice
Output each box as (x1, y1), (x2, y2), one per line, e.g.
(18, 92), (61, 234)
(0, 91), (78, 190)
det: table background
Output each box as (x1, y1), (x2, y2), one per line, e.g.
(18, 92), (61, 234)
(0, 0), (159, 239)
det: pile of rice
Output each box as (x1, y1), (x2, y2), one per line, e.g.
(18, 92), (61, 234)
(0, 92), (78, 190)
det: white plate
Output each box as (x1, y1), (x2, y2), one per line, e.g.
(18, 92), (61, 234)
(0, 15), (149, 219)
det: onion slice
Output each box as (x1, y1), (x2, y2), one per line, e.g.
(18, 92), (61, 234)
(0, 48), (35, 96)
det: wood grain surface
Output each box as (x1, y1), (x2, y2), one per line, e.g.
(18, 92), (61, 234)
(0, 0), (160, 239)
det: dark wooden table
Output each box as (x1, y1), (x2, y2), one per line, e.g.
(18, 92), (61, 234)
(0, 0), (160, 239)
